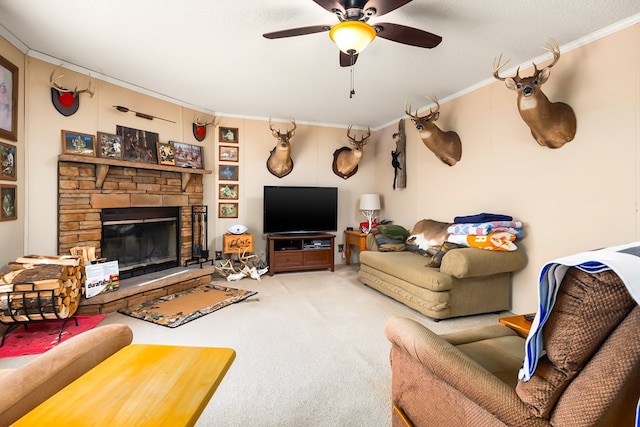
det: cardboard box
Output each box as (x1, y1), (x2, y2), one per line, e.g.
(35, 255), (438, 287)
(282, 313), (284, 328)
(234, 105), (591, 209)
(84, 260), (120, 298)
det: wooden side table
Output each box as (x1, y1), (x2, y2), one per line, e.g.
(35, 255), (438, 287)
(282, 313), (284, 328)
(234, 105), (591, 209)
(223, 233), (254, 255)
(344, 230), (367, 265)
(499, 313), (535, 337)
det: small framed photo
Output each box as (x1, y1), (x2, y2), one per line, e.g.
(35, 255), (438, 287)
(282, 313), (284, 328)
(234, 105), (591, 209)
(219, 145), (238, 162)
(157, 142), (176, 166)
(97, 132), (123, 160)
(0, 184), (17, 221)
(219, 164), (238, 181)
(172, 141), (204, 169)
(0, 55), (18, 141)
(0, 142), (16, 181)
(219, 127), (238, 143)
(218, 202), (238, 218)
(219, 184), (239, 200)
(61, 130), (96, 157)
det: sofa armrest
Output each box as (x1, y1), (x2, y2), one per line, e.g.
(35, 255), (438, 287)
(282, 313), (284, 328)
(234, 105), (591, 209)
(365, 233), (379, 251)
(440, 247), (526, 279)
(0, 323), (133, 425)
(385, 317), (541, 426)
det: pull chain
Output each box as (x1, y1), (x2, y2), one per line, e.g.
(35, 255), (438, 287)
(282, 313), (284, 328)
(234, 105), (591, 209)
(349, 51), (356, 98)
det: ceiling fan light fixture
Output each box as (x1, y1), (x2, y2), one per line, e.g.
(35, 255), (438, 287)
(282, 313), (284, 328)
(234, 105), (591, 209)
(329, 21), (376, 55)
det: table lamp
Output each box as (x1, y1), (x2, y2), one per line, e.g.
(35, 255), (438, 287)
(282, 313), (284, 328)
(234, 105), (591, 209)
(359, 193), (380, 233)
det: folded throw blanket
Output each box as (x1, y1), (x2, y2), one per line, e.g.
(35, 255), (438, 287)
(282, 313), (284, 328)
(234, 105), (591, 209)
(453, 213), (513, 223)
(447, 221), (523, 238)
(519, 241), (640, 381)
(448, 232), (517, 251)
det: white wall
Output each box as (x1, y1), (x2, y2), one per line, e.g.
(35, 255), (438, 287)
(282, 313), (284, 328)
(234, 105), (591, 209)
(373, 22), (640, 313)
(2, 21), (640, 315)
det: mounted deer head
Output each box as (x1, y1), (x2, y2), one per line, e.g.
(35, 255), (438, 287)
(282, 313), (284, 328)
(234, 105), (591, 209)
(49, 65), (94, 116)
(332, 125), (371, 179)
(493, 38), (577, 149)
(192, 114), (218, 142)
(267, 119), (296, 178)
(405, 96), (462, 166)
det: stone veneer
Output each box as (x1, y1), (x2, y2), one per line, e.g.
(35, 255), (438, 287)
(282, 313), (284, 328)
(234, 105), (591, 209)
(58, 159), (204, 265)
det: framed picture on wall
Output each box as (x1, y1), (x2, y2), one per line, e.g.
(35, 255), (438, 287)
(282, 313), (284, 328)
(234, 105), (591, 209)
(219, 164), (238, 181)
(219, 127), (238, 143)
(0, 55), (18, 142)
(218, 202), (238, 218)
(218, 184), (239, 200)
(157, 142), (176, 166)
(172, 141), (204, 169)
(61, 130), (96, 157)
(219, 145), (238, 162)
(97, 132), (123, 160)
(0, 142), (16, 181)
(0, 184), (17, 221)
(116, 125), (159, 165)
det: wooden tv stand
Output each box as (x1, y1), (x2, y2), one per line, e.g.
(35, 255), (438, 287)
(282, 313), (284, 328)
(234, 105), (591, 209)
(267, 233), (335, 276)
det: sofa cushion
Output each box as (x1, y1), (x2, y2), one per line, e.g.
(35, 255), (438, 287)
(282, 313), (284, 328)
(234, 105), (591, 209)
(359, 250), (453, 291)
(516, 267), (636, 418)
(405, 219), (451, 256)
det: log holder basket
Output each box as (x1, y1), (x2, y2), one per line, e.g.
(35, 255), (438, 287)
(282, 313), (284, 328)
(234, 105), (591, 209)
(0, 282), (78, 347)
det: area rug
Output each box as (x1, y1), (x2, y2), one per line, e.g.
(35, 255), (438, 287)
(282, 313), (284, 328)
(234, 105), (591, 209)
(118, 283), (257, 328)
(0, 314), (106, 358)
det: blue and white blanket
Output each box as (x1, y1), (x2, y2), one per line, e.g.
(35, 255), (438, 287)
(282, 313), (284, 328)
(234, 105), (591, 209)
(519, 241), (640, 382)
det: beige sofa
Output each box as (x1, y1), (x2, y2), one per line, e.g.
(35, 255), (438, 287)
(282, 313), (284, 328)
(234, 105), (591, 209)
(0, 323), (133, 425)
(359, 233), (525, 320)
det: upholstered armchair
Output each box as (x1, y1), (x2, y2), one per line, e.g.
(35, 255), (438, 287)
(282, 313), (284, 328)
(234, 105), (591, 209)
(385, 267), (640, 426)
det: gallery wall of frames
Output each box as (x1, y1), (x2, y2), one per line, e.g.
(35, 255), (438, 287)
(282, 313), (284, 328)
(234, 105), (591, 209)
(217, 126), (239, 219)
(0, 54), (18, 222)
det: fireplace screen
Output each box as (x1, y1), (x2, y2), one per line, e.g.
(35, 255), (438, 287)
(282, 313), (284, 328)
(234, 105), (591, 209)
(101, 207), (179, 279)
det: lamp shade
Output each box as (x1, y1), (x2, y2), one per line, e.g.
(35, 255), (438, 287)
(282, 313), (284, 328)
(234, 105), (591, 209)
(329, 21), (376, 54)
(360, 194), (381, 211)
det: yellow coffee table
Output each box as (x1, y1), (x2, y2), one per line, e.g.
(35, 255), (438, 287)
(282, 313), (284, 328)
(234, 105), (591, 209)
(13, 344), (235, 427)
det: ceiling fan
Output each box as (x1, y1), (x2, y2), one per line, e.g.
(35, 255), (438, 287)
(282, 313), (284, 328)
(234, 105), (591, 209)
(263, 0), (442, 67)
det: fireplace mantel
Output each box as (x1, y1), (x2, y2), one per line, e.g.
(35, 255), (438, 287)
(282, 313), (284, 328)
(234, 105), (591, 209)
(58, 154), (212, 191)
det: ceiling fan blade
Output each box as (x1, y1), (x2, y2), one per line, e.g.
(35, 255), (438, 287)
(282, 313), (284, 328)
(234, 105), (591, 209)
(312, 0), (344, 13)
(364, 0), (413, 17)
(339, 51), (359, 67)
(263, 24), (331, 39)
(374, 22), (442, 48)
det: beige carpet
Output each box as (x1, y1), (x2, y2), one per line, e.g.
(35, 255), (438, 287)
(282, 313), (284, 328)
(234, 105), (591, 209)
(118, 284), (257, 328)
(0, 265), (510, 426)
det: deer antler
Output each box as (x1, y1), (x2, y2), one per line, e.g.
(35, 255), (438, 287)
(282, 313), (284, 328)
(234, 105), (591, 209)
(404, 101), (422, 120)
(347, 125), (371, 147)
(49, 65), (94, 98)
(193, 114), (218, 127)
(492, 53), (512, 81)
(536, 37), (561, 70)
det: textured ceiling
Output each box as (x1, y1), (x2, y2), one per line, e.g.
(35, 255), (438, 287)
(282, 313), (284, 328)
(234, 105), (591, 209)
(0, 1), (639, 128)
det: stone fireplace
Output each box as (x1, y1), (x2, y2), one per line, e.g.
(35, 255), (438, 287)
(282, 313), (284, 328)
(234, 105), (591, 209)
(57, 155), (210, 273)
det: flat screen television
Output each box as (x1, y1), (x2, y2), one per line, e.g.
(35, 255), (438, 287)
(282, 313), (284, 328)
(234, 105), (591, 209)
(263, 186), (338, 234)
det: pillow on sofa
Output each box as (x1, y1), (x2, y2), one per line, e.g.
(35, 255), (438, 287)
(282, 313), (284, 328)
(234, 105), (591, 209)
(515, 267), (636, 417)
(370, 227), (406, 252)
(405, 219), (451, 256)
(376, 224), (410, 241)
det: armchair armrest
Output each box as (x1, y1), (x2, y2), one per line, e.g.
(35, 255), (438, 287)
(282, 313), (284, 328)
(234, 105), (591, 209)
(440, 247), (526, 278)
(385, 317), (543, 427)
